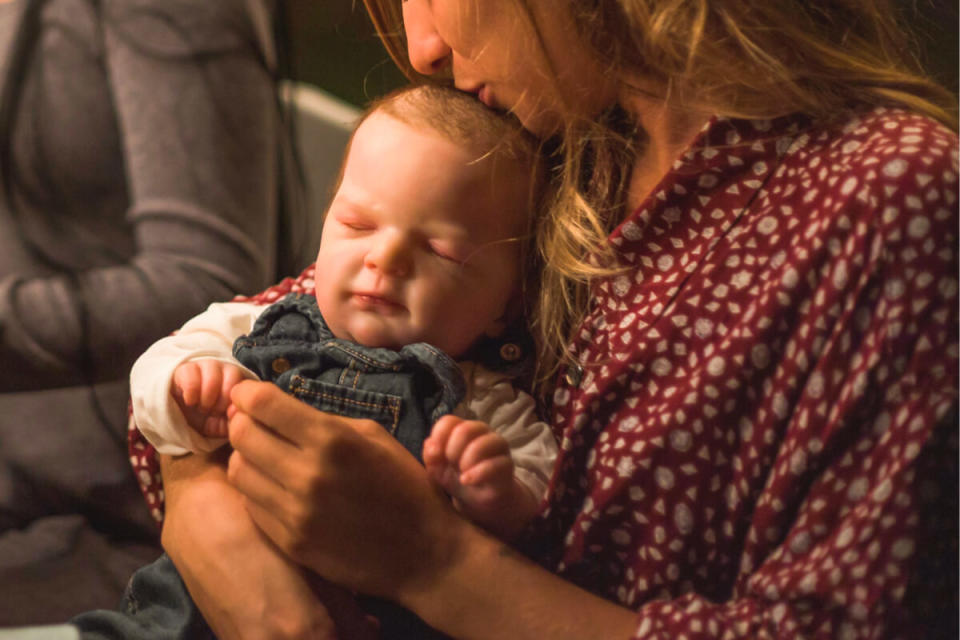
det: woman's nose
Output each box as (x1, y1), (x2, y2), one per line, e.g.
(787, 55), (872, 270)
(402, 0), (451, 75)
(364, 234), (412, 277)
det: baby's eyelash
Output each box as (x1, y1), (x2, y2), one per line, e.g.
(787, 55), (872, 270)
(338, 218), (374, 231)
(427, 242), (466, 264)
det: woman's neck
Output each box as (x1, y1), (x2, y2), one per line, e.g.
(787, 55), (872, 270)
(621, 89), (711, 214)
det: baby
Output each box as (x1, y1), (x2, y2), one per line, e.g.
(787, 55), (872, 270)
(131, 83), (557, 542)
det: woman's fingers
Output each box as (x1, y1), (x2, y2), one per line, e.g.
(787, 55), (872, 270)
(239, 488), (297, 554)
(231, 379), (390, 445)
(227, 408), (301, 491)
(227, 448), (283, 519)
(226, 379), (475, 599)
(231, 380), (333, 445)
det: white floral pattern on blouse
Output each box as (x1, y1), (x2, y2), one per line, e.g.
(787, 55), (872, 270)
(131, 108), (959, 640)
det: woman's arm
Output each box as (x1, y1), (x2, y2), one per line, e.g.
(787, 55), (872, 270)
(160, 448), (376, 640)
(226, 381), (638, 640)
(225, 362), (958, 640)
(402, 524), (638, 639)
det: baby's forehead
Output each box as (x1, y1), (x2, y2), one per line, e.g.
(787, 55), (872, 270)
(366, 110), (534, 178)
(367, 101), (535, 164)
(345, 110), (538, 231)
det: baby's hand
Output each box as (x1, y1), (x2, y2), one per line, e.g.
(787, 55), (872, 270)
(424, 415), (535, 538)
(172, 360), (247, 438)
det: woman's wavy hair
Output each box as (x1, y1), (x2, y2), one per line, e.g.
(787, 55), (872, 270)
(363, 0), (958, 386)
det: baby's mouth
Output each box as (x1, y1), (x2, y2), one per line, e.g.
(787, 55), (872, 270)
(351, 292), (406, 314)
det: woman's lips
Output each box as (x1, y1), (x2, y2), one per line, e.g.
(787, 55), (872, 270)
(478, 85), (495, 109)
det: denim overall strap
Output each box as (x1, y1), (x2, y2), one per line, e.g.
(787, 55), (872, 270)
(396, 341), (466, 422)
(233, 293), (466, 461)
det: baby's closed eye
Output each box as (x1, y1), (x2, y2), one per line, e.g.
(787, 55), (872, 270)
(427, 238), (470, 264)
(335, 213), (376, 232)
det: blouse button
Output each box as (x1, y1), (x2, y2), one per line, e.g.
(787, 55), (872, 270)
(564, 364), (583, 386)
(271, 357), (291, 374)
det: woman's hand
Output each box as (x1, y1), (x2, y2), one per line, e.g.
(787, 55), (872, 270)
(225, 380), (471, 601)
(225, 381), (638, 640)
(160, 449), (378, 640)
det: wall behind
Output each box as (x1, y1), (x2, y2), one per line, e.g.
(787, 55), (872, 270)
(908, 0), (959, 98)
(285, 0), (404, 107)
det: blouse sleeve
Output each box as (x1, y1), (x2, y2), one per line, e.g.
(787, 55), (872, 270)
(624, 126), (958, 638)
(630, 389), (955, 638)
(0, 0), (278, 390)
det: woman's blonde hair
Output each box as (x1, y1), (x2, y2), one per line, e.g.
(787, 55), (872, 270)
(364, 0), (958, 386)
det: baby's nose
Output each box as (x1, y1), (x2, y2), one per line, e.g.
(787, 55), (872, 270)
(364, 235), (412, 276)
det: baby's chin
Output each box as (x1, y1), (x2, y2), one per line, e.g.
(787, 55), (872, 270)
(331, 317), (461, 354)
(335, 324), (408, 352)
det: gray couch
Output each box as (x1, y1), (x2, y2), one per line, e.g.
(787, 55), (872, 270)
(0, 83), (358, 626)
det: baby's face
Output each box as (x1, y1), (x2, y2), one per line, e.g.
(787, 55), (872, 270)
(313, 111), (530, 357)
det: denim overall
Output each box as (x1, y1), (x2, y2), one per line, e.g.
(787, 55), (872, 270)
(235, 293), (463, 637)
(73, 293), (464, 639)
(233, 292), (466, 462)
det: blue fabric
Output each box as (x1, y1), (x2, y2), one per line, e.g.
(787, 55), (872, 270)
(233, 293), (466, 461)
(233, 293), (457, 637)
(69, 293), (461, 639)
(70, 554), (214, 640)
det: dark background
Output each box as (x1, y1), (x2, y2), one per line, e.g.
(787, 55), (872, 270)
(285, 0), (404, 106)
(286, 0), (959, 109)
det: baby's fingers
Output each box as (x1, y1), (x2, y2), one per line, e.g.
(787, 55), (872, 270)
(460, 455), (513, 487)
(197, 360), (224, 411)
(424, 415), (463, 465)
(459, 432), (511, 475)
(444, 420), (495, 468)
(172, 362), (202, 406)
(215, 365), (247, 414)
(201, 413), (230, 439)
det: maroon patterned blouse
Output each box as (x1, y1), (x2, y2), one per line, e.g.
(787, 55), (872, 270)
(130, 108), (958, 639)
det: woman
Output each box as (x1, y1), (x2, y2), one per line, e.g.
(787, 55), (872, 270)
(0, 0), (285, 623)
(147, 0), (957, 638)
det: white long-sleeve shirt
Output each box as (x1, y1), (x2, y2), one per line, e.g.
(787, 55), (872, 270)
(131, 301), (558, 501)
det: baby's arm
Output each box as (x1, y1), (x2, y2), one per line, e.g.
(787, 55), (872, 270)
(131, 300), (264, 455)
(172, 359), (249, 438)
(423, 416), (539, 541)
